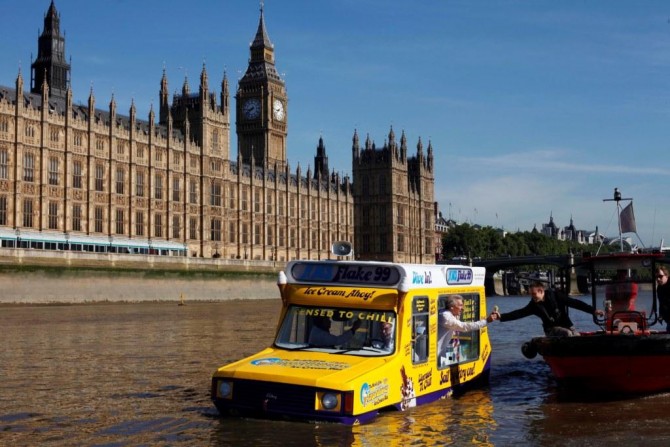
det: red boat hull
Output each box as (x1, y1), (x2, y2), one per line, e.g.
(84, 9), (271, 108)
(544, 354), (670, 393)
(528, 332), (670, 394)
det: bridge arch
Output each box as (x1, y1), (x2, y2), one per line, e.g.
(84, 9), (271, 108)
(448, 254), (581, 297)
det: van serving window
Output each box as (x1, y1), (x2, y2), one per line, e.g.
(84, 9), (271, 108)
(412, 296), (430, 364)
(436, 293), (482, 368)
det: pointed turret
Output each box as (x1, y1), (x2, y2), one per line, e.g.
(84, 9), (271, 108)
(16, 69), (24, 99)
(65, 83), (72, 112)
(182, 76), (190, 97)
(199, 63), (208, 96)
(109, 94), (116, 130)
(416, 137), (424, 163)
(183, 108), (190, 140)
(129, 99), (136, 130)
(110, 94), (116, 114)
(314, 136), (329, 180)
(388, 126), (398, 159)
(159, 68), (169, 124)
(87, 86), (95, 116)
(40, 69), (50, 126)
(427, 140), (433, 171)
(149, 104), (155, 127)
(41, 68), (49, 99)
(220, 70), (229, 115)
(352, 129), (360, 160)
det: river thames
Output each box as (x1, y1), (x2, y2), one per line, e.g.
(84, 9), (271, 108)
(2, 292), (670, 446)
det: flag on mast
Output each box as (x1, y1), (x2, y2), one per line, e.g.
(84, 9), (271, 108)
(620, 202), (637, 233)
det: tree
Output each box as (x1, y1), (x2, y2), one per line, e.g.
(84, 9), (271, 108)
(442, 224), (605, 259)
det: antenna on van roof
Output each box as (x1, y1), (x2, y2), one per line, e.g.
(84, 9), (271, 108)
(331, 241), (354, 258)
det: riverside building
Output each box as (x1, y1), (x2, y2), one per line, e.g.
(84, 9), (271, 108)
(0, 2), (435, 263)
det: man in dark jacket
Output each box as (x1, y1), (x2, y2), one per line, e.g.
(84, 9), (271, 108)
(494, 281), (602, 336)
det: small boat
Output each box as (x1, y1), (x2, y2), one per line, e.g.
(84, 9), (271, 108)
(211, 241), (493, 424)
(521, 189), (670, 395)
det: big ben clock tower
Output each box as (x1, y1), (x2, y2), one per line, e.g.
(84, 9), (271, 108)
(237, 5), (288, 168)
(31, 1), (70, 99)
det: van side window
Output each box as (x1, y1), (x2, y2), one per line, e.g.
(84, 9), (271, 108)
(412, 296), (430, 364)
(436, 293), (482, 368)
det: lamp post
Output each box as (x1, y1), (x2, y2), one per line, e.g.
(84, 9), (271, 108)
(15, 228), (20, 249)
(64, 231), (70, 251)
(108, 235), (113, 253)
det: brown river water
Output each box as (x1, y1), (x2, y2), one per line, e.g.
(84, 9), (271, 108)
(2, 293), (670, 446)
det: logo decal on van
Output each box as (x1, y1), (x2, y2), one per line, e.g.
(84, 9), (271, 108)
(411, 271), (433, 284)
(446, 268), (473, 285)
(360, 378), (389, 407)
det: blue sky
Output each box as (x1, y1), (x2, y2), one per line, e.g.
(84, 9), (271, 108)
(2, 1), (670, 247)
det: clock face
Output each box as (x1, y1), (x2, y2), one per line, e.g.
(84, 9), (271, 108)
(272, 99), (285, 121)
(243, 98), (261, 119)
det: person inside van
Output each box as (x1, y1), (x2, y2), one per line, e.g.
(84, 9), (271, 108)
(437, 295), (497, 360)
(308, 316), (361, 347)
(381, 321), (394, 351)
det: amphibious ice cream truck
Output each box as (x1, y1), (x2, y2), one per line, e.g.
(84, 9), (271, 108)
(212, 243), (491, 424)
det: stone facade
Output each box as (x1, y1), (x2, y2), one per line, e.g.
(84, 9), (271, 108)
(0, 2), (435, 263)
(352, 128), (434, 263)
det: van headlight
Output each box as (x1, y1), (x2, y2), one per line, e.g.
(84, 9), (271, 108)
(218, 381), (233, 399)
(321, 392), (339, 410)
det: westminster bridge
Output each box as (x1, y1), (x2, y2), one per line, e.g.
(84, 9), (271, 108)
(467, 254), (580, 296)
(467, 253), (670, 296)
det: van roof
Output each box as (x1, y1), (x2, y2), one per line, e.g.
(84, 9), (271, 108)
(283, 260), (486, 289)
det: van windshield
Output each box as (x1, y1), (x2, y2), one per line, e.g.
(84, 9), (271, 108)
(274, 305), (396, 357)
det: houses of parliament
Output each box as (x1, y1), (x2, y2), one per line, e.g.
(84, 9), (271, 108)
(0, 2), (437, 264)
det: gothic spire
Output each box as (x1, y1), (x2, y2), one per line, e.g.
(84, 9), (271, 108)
(159, 68), (169, 125)
(352, 129), (360, 160)
(160, 68), (168, 95)
(221, 70), (229, 114)
(252, 2), (274, 51)
(182, 76), (190, 96)
(31, 0), (70, 98)
(314, 135), (329, 180)
(200, 62), (208, 94)
(400, 130), (407, 161)
(427, 139), (434, 171)
(239, 4), (282, 85)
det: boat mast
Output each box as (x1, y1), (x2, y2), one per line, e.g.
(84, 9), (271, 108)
(603, 187), (632, 252)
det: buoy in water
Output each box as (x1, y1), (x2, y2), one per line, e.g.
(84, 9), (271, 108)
(178, 293), (186, 306)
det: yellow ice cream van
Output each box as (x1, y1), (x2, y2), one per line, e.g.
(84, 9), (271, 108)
(211, 244), (491, 425)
